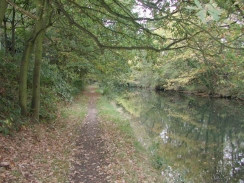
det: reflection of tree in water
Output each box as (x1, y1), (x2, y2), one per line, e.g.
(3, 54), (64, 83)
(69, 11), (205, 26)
(116, 89), (244, 182)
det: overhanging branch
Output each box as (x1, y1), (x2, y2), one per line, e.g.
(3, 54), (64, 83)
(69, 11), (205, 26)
(6, 0), (39, 20)
(54, 0), (188, 52)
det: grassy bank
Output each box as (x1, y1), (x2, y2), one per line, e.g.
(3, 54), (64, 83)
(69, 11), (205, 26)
(97, 96), (165, 182)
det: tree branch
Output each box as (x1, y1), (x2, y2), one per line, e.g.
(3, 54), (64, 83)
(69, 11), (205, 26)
(57, 1), (190, 52)
(188, 20), (244, 50)
(6, 0), (39, 20)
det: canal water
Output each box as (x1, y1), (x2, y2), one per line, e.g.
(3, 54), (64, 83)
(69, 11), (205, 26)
(115, 89), (244, 183)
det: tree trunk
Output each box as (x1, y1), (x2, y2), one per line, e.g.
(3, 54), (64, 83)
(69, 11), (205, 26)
(0, 0), (8, 26)
(31, 31), (44, 121)
(3, 18), (7, 52)
(19, 39), (34, 116)
(11, 5), (16, 56)
(0, 0), (7, 52)
(31, 0), (51, 121)
(19, 0), (42, 117)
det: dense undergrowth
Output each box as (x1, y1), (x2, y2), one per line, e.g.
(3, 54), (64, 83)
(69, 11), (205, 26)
(0, 51), (85, 134)
(0, 53), (22, 134)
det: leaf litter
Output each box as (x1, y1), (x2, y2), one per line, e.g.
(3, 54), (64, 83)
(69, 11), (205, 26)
(0, 94), (87, 183)
(0, 86), (165, 183)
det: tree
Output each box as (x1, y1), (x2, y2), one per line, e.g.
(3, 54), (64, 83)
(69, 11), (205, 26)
(2, 0), (244, 120)
(18, 6), (38, 116)
(0, 0), (8, 53)
(0, 0), (8, 25)
(31, 0), (52, 121)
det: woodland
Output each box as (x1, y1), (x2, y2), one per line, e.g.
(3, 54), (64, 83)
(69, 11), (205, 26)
(0, 0), (244, 133)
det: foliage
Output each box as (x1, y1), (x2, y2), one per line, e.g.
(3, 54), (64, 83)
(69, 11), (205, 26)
(0, 52), (24, 134)
(0, 50), (84, 133)
(187, 0), (224, 22)
(125, 26), (244, 98)
(41, 60), (74, 102)
(0, 0), (243, 132)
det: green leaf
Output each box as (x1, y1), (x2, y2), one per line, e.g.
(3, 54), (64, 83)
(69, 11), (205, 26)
(206, 4), (222, 21)
(208, 10), (221, 21)
(194, 0), (202, 9)
(186, 6), (200, 10)
(196, 9), (207, 22)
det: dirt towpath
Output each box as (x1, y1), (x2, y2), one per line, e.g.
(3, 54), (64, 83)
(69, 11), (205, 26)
(69, 86), (108, 183)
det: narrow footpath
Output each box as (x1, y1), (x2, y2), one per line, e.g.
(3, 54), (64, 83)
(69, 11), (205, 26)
(69, 87), (108, 183)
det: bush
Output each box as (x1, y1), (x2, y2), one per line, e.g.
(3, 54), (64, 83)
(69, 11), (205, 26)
(0, 52), (24, 134)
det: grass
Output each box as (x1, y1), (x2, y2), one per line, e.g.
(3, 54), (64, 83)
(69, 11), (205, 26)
(60, 94), (88, 120)
(96, 95), (166, 182)
(97, 97), (136, 141)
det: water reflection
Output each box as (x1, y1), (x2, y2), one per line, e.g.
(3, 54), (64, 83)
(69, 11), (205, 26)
(116, 89), (244, 183)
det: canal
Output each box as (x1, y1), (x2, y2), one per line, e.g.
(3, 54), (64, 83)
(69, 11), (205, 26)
(115, 89), (244, 183)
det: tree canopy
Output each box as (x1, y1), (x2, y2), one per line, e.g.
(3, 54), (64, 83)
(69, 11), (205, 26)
(0, 0), (243, 129)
